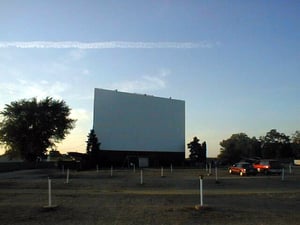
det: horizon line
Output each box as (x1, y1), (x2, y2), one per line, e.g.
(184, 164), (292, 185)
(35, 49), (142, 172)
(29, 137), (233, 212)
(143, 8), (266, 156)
(0, 41), (217, 49)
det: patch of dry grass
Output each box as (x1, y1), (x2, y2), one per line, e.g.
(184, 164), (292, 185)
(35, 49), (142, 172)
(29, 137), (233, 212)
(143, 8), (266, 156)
(0, 167), (299, 225)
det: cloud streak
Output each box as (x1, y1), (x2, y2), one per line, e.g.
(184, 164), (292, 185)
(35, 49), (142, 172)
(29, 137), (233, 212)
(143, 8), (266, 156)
(0, 41), (216, 49)
(0, 79), (68, 104)
(108, 70), (169, 93)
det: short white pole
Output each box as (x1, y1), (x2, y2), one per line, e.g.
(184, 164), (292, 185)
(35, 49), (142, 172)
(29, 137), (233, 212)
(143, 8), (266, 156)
(133, 164), (136, 173)
(199, 176), (203, 206)
(48, 178), (52, 207)
(140, 169), (143, 184)
(66, 168), (70, 184)
(205, 163), (208, 172)
(170, 164), (173, 173)
(281, 168), (285, 181)
(289, 163), (292, 174)
(111, 166), (113, 177)
(215, 166), (218, 182)
(96, 164), (99, 173)
(161, 167), (164, 177)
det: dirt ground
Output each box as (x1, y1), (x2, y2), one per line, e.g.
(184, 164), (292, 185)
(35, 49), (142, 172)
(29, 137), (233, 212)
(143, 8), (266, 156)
(0, 167), (299, 225)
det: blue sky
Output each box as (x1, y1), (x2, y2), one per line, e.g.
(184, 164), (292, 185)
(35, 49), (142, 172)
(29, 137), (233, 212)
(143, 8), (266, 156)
(0, 0), (299, 157)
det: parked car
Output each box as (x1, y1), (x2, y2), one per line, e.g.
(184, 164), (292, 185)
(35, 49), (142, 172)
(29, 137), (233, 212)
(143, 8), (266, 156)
(253, 159), (282, 175)
(229, 162), (257, 176)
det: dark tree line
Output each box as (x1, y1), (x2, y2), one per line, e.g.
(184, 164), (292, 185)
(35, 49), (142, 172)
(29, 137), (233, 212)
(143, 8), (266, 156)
(218, 129), (300, 164)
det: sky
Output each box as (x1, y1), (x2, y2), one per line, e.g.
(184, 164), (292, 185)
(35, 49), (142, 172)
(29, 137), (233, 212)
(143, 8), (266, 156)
(0, 0), (299, 157)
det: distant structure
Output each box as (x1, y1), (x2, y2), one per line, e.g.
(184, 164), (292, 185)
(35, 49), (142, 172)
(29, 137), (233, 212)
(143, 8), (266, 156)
(93, 88), (185, 167)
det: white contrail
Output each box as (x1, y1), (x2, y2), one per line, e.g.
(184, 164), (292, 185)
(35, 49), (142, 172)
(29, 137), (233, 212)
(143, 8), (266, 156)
(0, 41), (215, 49)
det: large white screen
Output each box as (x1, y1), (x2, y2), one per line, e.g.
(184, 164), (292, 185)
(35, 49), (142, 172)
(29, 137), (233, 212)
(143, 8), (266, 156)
(93, 88), (185, 152)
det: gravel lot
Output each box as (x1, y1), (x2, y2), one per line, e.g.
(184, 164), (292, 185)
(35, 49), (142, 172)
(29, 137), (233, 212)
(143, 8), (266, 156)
(0, 167), (299, 225)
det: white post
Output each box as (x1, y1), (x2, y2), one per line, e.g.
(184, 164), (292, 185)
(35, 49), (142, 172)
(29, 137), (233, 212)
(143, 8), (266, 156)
(111, 166), (113, 177)
(133, 164), (136, 173)
(215, 166), (218, 182)
(48, 178), (52, 207)
(66, 168), (70, 184)
(161, 167), (164, 177)
(199, 176), (203, 206)
(170, 164), (173, 173)
(205, 163), (208, 172)
(289, 163), (292, 174)
(281, 168), (285, 181)
(96, 164), (99, 173)
(140, 169), (143, 185)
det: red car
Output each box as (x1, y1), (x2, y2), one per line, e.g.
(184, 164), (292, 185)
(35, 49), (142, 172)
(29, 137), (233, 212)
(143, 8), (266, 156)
(253, 160), (282, 175)
(229, 162), (257, 176)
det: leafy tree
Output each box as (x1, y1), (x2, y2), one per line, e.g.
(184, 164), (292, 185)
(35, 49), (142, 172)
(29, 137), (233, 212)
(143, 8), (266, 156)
(188, 137), (206, 164)
(0, 97), (76, 161)
(218, 133), (260, 164)
(260, 129), (292, 159)
(251, 136), (262, 158)
(291, 131), (300, 158)
(86, 129), (101, 167)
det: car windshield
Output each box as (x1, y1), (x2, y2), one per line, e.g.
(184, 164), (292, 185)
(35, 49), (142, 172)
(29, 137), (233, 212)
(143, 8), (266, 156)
(236, 163), (251, 168)
(242, 164), (251, 168)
